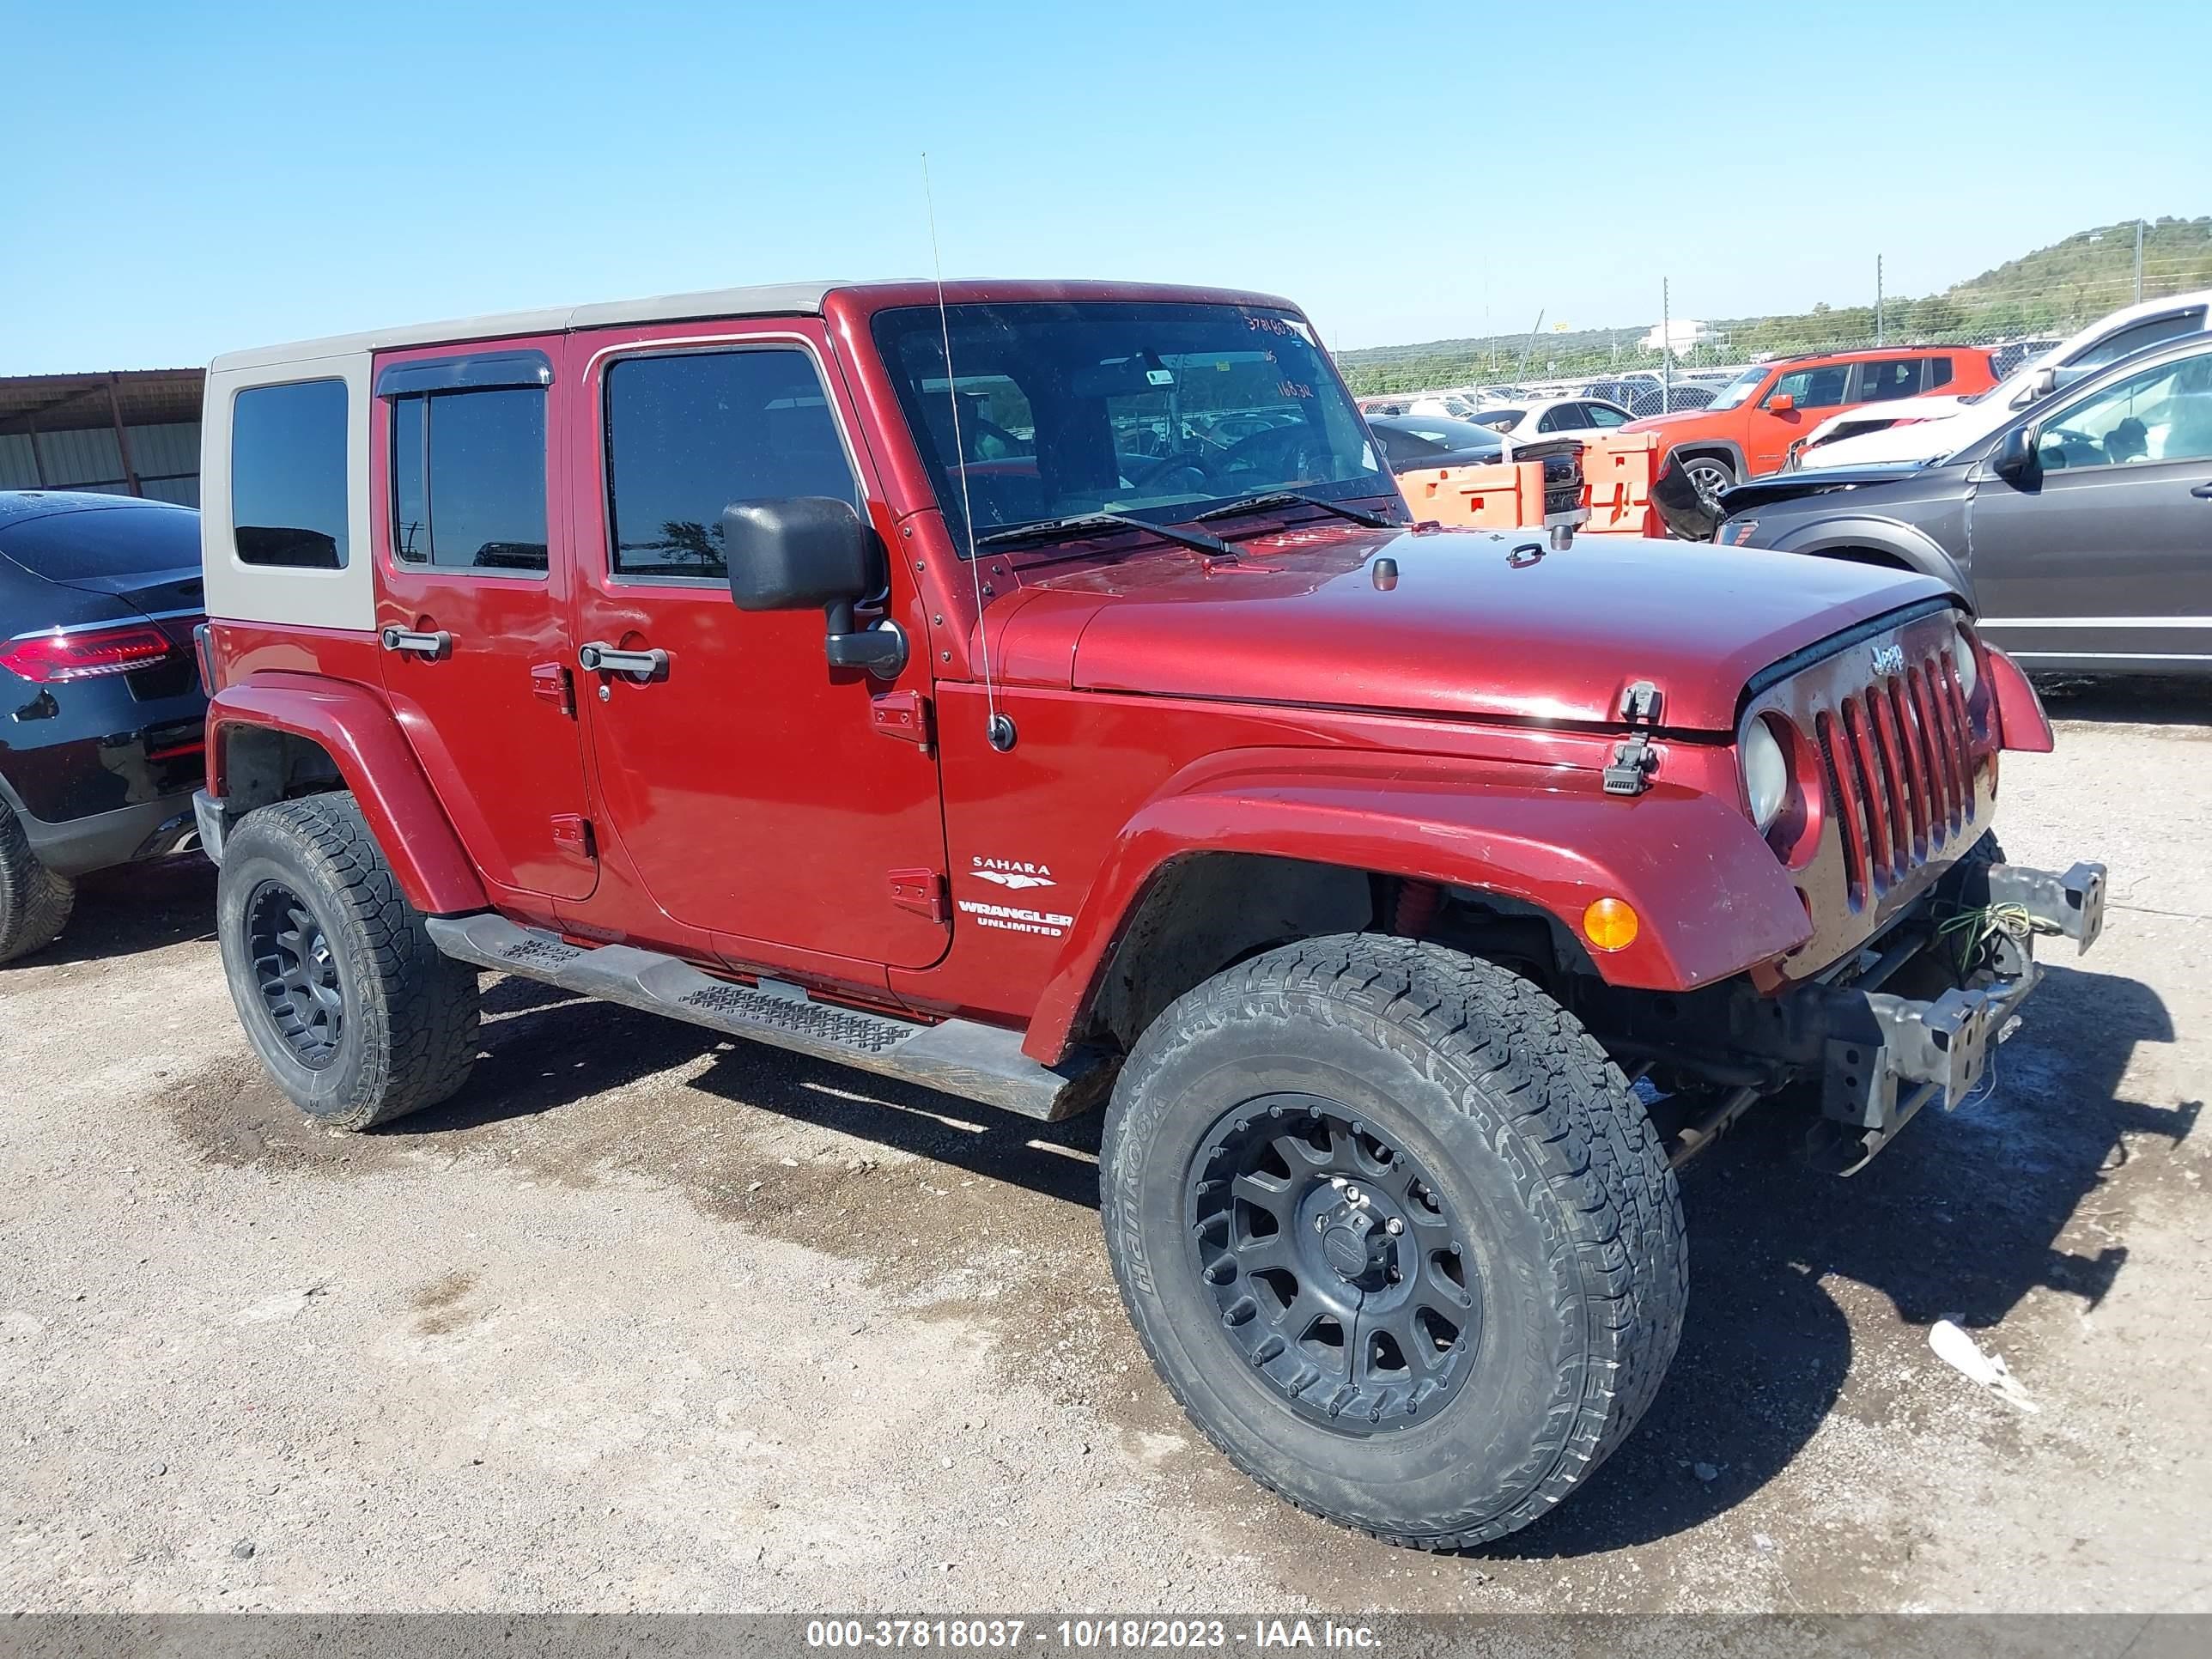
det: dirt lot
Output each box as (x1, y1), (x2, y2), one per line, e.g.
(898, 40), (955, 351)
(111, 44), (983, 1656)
(3, 683), (2208, 1615)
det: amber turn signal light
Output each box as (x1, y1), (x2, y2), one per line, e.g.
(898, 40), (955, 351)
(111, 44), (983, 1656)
(1583, 896), (1639, 952)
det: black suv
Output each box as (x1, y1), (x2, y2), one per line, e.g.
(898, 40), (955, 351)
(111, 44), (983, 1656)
(0, 492), (208, 961)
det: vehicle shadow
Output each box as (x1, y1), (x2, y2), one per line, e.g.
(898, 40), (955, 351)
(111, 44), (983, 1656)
(2, 853), (216, 970)
(392, 977), (731, 1135)
(1492, 959), (2188, 1558)
(398, 976), (1107, 1196)
(2035, 675), (2212, 726)
(383, 954), (2185, 1559)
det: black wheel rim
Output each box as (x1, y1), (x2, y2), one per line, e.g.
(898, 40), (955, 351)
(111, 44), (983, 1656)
(245, 880), (344, 1068)
(1185, 1093), (1480, 1435)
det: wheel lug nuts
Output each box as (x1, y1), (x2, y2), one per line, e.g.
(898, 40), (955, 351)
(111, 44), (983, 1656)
(1386, 1218), (1403, 1236)
(1345, 1186), (1362, 1204)
(1315, 1216), (1328, 1233)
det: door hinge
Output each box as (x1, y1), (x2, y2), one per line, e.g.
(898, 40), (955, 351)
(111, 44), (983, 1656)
(551, 814), (596, 860)
(531, 661), (576, 717)
(887, 868), (948, 923)
(871, 690), (933, 751)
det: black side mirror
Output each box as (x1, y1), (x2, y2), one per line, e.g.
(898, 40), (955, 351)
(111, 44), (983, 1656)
(720, 497), (906, 678)
(1990, 424), (2040, 487)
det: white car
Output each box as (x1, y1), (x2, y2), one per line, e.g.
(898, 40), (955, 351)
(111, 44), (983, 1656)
(1465, 396), (1635, 448)
(1795, 290), (2212, 470)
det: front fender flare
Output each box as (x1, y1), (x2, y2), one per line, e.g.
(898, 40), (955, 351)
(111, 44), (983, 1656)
(1986, 646), (2054, 753)
(1771, 516), (1970, 597)
(1022, 750), (1813, 1063)
(207, 672), (488, 915)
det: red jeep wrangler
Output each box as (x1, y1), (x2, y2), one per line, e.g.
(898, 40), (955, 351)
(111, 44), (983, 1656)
(191, 280), (2104, 1548)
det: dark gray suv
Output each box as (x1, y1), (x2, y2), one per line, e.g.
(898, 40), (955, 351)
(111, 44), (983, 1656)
(1658, 334), (2212, 677)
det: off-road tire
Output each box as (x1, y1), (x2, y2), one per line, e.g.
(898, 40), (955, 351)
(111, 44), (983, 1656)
(1100, 934), (1686, 1549)
(216, 791), (478, 1129)
(0, 802), (76, 965)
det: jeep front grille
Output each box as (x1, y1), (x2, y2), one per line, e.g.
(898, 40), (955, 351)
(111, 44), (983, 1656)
(1814, 647), (1979, 907)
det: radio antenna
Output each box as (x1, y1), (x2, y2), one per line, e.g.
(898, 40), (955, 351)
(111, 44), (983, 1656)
(923, 153), (1012, 751)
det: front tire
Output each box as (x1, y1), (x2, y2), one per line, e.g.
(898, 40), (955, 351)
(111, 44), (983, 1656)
(1682, 453), (1738, 497)
(216, 792), (478, 1129)
(1100, 935), (1685, 1549)
(0, 802), (76, 965)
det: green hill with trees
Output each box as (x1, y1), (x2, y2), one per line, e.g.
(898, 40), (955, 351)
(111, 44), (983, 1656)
(1336, 216), (2212, 395)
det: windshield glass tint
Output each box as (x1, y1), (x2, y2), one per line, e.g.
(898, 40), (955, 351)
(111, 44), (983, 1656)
(1708, 367), (1766, 410)
(872, 301), (1386, 547)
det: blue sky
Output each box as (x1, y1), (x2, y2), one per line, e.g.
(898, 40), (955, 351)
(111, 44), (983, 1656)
(4, 0), (2207, 373)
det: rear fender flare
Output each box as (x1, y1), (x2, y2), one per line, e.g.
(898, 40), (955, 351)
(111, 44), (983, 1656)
(1022, 749), (1812, 1063)
(207, 672), (487, 915)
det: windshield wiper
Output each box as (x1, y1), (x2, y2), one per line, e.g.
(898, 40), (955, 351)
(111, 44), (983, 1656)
(1191, 491), (1395, 530)
(974, 512), (1235, 560)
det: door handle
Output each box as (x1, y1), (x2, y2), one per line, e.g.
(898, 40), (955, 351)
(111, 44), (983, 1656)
(578, 641), (670, 682)
(380, 625), (452, 659)
(2191, 482), (2212, 498)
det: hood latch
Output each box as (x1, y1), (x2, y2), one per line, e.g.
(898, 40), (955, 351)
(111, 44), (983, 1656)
(1602, 680), (1663, 797)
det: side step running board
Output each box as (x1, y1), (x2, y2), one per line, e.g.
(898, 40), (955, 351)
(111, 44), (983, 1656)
(426, 914), (1109, 1122)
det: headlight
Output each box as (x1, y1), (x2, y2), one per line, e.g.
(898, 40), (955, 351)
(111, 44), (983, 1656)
(1742, 718), (1790, 831)
(1953, 627), (1979, 701)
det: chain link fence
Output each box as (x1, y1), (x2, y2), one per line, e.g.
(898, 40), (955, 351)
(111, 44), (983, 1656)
(1339, 221), (2212, 410)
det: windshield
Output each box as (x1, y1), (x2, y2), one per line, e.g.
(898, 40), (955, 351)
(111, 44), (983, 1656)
(1706, 366), (1768, 410)
(872, 301), (1389, 550)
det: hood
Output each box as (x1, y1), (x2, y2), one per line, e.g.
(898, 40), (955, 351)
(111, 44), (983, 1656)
(1717, 463), (1932, 514)
(1798, 395), (2014, 470)
(987, 525), (1950, 733)
(1804, 392), (1972, 448)
(1620, 408), (1718, 435)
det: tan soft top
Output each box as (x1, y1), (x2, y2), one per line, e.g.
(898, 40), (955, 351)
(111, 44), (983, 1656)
(207, 280), (848, 372)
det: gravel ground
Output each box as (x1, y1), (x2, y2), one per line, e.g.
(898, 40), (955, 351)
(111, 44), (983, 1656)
(2, 682), (2207, 1614)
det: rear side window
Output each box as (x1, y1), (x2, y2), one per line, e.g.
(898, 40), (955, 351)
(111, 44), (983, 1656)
(605, 348), (860, 580)
(1856, 359), (1923, 402)
(232, 380), (349, 568)
(1929, 358), (1955, 389)
(389, 388), (548, 572)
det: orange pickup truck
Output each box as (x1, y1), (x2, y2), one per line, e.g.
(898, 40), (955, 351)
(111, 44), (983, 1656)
(1623, 345), (2000, 495)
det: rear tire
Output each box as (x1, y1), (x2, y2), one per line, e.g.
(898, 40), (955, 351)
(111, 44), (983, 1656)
(216, 792), (478, 1129)
(0, 803), (76, 965)
(1100, 934), (1686, 1549)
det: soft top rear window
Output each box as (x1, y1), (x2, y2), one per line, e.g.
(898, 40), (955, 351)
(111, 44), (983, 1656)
(0, 503), (201, 582)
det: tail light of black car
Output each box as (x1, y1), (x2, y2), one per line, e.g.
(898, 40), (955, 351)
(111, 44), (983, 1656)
(1, 622), (184, 684)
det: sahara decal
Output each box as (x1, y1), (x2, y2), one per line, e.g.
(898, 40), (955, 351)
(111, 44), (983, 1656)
(969, 855), (1057, 890)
